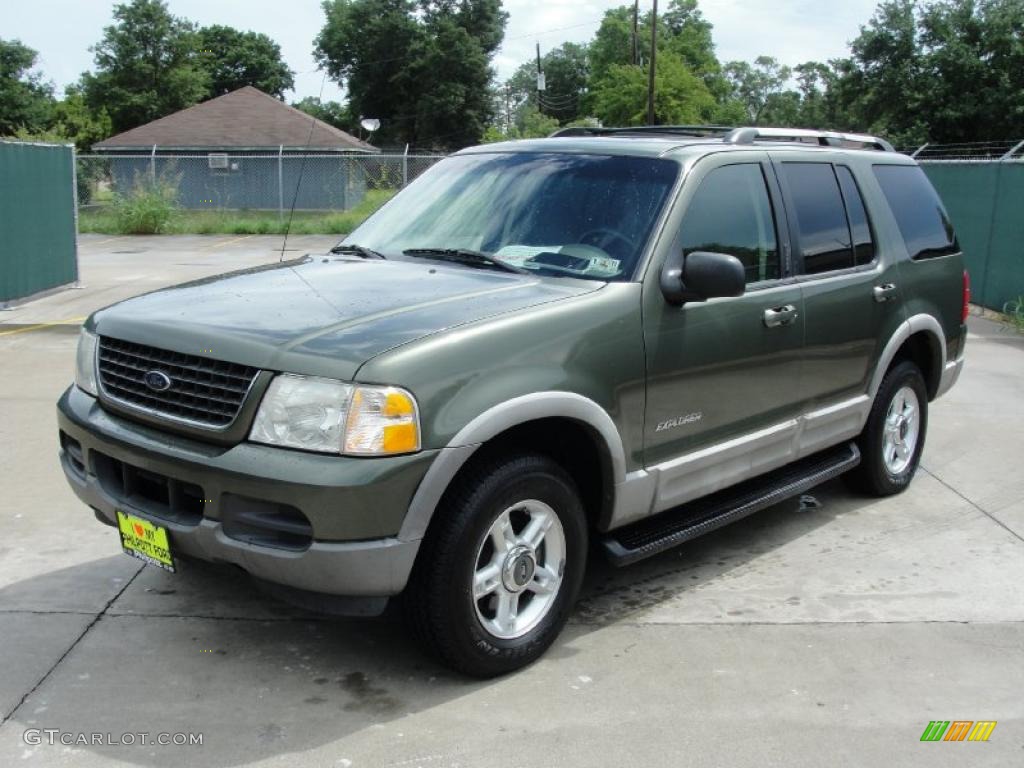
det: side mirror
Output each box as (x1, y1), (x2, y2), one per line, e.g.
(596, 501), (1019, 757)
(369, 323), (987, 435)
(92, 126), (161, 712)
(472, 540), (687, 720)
(660, 250), (746, 305)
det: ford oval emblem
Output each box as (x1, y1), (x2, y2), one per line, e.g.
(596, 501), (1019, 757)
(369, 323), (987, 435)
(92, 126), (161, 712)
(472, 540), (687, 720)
(143, 370), (173, 392)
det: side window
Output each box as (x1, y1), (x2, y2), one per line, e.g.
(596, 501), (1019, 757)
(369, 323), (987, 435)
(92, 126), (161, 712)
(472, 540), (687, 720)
(873, 164), (958, 260)
(836, 166), (875, 265)
(680, 163), (780, 284)
(780, 162), (855, 274)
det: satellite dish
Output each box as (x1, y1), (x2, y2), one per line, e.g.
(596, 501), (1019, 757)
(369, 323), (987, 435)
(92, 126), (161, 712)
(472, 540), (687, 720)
(360, 118), (381, 132)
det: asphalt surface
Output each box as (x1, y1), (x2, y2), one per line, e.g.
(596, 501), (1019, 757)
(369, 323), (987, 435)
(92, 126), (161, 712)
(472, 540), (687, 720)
(1, 234), (1022, 767)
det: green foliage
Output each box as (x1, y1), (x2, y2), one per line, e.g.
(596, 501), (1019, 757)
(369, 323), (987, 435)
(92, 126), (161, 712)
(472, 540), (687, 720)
(315, 0), (507, 150)
(292, 98), (353, 131)
(723, 56), (792, 124)
(80, 189), (396, 235)
(196, 25), (295, 98)
(592, 51), (717, 126)
(81, 0), (209, 134)
(111, 172), (180, 234)
(0, 39), (55, 135)
(1003, 296), (1024, 332)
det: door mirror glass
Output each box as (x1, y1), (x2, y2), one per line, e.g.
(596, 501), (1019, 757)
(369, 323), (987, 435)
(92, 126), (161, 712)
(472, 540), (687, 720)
(660, 250), (746, 304)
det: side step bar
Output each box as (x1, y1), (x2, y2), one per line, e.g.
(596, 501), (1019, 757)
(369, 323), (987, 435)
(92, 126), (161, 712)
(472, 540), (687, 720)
(602, 442), (861, 566)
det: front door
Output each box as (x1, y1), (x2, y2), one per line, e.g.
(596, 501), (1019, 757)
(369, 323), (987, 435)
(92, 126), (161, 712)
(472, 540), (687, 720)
(641, 153), (804, 512)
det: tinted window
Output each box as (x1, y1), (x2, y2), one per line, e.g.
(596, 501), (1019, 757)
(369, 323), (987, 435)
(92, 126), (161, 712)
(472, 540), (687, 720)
(781, 162), (854, 274)
(836, 166), (875, 265)
(873, 164), (958, 259)
(680, 164), (780, 284)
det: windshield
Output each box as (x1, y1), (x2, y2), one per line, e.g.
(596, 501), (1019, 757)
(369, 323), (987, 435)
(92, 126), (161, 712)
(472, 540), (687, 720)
(344, 152), (680, 281)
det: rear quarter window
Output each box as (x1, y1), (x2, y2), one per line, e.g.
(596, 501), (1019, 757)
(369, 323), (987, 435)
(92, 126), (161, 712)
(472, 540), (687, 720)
(872, 164), (958, 260)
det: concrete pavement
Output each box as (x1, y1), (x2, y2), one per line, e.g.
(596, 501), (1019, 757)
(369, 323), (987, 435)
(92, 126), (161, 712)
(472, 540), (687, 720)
(1, 235), (1022, 766)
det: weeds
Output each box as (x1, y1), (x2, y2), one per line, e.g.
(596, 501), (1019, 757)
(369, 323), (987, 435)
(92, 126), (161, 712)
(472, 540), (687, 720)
(110, 173), (180, 234)
(1002, 296), (1024, 332)
(80, 189), (394, 237)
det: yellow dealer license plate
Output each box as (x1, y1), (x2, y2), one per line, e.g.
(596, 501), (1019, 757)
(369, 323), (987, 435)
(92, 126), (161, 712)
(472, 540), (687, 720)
(116, 510), (175, 573)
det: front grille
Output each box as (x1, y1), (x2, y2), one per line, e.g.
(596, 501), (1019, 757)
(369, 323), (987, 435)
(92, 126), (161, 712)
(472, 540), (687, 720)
(93, 451), (205, 526)
(98, 336), (259, 428)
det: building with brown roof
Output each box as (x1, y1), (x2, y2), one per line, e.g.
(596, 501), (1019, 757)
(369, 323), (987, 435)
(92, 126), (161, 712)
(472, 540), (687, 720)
(93, 87), (377, 210)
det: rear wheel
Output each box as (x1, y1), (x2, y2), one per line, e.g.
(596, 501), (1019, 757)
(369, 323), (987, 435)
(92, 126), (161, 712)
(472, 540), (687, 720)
(403, 453), (587, 677)
(847, 360), (928, 496)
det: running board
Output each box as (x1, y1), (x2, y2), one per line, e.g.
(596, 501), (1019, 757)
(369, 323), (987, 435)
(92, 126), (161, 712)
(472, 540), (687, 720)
(602, 442), (861, 566)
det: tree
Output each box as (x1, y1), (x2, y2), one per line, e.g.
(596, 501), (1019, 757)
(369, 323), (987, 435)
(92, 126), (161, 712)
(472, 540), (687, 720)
(292, 97), (353, 131)
(196, 25), (294, 98)
(50, 87), (113, 151)
(81, 0), (209, 134)
(591, 51), (717, 126)
(723, 56), (793, 124)
(0, 39), (54, 135)
(316, 0), (507, 149)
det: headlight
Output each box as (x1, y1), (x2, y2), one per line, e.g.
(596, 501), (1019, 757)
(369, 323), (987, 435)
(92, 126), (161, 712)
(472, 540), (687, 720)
(249, 374), (420, 456)
(75, 328), (99, 396)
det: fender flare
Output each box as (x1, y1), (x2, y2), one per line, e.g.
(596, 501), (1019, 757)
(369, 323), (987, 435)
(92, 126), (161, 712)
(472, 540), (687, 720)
(868, 313), (946, 402)
(399, 392), (627, 541)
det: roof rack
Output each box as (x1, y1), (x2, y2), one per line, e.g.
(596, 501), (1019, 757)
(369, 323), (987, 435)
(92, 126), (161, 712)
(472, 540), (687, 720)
(723, 127), (894, 152)
(549, 125), (733, 139)
(548, 124), (894, 152)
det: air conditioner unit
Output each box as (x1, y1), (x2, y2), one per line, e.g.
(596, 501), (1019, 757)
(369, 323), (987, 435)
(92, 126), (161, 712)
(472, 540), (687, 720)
(208, 153), (229, 169)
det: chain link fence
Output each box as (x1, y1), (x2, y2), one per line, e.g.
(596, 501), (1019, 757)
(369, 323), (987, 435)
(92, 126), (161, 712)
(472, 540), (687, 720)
(898, 140), (1024, 313)
(76, 152), (446, 213)
(896, 139), (1024, 163)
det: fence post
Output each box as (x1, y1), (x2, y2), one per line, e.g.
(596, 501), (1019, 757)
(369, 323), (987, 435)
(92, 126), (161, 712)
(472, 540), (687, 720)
(402, 144), (409, 188)
(149, 144), (157, 183)
(277, 145), (284, 221)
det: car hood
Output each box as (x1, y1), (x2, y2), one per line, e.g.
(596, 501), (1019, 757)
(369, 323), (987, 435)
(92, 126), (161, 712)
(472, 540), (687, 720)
(91, 256), (601, 380)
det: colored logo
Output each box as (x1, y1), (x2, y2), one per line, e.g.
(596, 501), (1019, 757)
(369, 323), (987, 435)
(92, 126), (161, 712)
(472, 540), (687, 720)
(143, 370), (173, 392)
(920, 721), (996, 742)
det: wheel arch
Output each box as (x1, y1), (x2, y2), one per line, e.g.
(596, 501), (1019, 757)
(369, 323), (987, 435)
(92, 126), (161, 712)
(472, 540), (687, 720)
(869, 314), (946, 403)
(400, 392), (627, 542)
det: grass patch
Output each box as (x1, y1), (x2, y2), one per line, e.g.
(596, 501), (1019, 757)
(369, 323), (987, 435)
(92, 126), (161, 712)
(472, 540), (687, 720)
(79, 189), (396, 236)
(1002, 296), (1024, 332)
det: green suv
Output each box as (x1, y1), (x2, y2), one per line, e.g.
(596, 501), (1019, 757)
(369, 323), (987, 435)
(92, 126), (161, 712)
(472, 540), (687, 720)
(58, 126), (968, 676)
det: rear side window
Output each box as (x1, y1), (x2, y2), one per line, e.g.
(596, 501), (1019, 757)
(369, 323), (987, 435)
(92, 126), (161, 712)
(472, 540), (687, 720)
(873, 164), (958, 260)
(680, 163), (780, 284)
(780, 162), (856, 274)
(836, 166), (875, 265)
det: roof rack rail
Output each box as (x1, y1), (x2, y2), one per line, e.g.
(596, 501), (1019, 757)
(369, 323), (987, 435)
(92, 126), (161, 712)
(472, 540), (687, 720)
(549, 125), (734, 139)
(723, 127), (894, 152)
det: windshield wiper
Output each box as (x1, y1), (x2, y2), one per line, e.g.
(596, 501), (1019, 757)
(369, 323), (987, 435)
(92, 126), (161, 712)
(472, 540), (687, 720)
(403, 248), (528, 274)
(329, 243), (386, 259)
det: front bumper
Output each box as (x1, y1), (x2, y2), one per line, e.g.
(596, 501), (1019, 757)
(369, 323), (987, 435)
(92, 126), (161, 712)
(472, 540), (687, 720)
(57, 386), (435, 596)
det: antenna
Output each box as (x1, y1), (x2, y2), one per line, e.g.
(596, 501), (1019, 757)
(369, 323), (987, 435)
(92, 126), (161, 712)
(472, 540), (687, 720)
(280, 70), (329, 262)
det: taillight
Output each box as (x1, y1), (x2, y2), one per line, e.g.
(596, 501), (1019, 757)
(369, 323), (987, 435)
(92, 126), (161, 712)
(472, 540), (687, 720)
(962, 270), (970, 323)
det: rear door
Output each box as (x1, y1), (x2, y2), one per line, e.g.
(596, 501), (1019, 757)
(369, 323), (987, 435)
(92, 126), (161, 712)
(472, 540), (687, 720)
(641, 152), (804, 507)
(770, 152), (905, 413)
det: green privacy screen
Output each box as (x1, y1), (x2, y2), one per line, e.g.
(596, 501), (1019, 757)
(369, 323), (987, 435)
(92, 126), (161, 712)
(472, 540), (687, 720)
(921, 162), (1024, 312)
(0, 140), (78, 304)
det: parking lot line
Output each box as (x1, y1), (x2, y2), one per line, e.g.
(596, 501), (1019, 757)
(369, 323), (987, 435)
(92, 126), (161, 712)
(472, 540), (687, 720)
(0, 317), (86, 337)
(199, 234), (253, 251)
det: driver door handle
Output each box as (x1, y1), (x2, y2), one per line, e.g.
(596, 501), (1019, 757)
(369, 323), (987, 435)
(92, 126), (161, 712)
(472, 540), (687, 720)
(763, 304), (798, 328)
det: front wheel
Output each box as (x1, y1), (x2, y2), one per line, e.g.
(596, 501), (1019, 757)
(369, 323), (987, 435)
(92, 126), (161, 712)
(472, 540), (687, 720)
(847, 360), (929, 496)
(403, 454), (587, 677)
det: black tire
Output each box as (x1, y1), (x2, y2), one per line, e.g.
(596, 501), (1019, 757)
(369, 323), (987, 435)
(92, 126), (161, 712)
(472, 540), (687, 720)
(403, 453), (587, 677)
(846, 360), (929, 496)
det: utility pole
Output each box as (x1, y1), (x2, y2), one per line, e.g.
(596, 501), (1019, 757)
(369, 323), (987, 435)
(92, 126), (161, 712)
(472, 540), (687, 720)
(632, 0), (639, 65)
(647, 0), (658, 125)
(505, 83), (511, 136)
(536, 42), (545, 94)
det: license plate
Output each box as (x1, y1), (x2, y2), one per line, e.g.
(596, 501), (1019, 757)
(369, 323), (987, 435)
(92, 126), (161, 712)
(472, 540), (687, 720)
(116, 510), (175, 573)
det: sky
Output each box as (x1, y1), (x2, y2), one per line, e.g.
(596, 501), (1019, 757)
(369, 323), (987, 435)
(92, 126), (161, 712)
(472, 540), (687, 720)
(2, 0), (882, 104)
